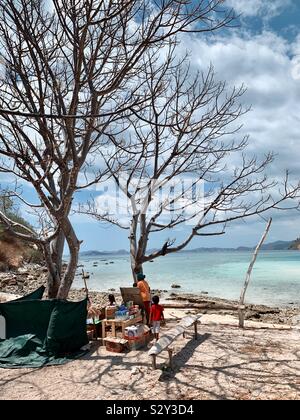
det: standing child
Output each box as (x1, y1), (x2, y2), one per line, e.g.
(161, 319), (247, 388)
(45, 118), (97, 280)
(149, 295), (165, 341)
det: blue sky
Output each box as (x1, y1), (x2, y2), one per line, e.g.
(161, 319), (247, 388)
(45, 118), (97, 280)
(2, 0), (300, 252)
(228, 0), (300, 36)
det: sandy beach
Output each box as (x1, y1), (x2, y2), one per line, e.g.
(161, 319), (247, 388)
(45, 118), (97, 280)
(1, 264), (300, 400)
(0, 311), (299, 400)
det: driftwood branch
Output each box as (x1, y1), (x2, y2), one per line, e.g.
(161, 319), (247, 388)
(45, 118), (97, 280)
(238, 218), (272, 328)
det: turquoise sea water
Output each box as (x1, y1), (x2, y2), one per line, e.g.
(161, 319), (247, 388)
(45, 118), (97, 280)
(73, 250), (300, 307)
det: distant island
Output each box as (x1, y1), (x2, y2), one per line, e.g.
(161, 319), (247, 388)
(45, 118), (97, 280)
(183, 240), (295, 252)
(79, 239), (300, 256)
(80, 249), (129, 257)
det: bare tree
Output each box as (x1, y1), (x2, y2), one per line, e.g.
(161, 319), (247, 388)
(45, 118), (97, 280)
(81, 55), (300, 279)
(0, 0), (235, 297)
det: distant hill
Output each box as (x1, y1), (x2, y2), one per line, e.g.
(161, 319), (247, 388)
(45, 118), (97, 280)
(183, 240), (294, 252)
(80, 240), (296, 257)
(261, 240), (294, 250)
(80, 249), (128, 257)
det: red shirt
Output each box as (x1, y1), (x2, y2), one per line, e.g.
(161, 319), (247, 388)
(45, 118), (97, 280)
(150, 304), (164, 321)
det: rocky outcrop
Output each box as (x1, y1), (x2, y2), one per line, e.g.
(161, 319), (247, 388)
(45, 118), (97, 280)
(166, 293), (300, 325)
(0, 263), (122, 310)
(289, 238), (300, 250)
(0, 232), (42, 272)
(0, 263), (48, 295)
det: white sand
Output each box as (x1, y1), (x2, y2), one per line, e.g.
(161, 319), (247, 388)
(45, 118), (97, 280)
(0, 313), (299, 400)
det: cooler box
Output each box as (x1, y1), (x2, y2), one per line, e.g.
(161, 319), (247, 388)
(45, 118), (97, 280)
(124, 324), (150, 349)
(125, 335), (146, 350)
(125, 324), (144, 337)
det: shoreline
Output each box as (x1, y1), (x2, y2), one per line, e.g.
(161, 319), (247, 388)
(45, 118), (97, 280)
(1, 263), (300, 325)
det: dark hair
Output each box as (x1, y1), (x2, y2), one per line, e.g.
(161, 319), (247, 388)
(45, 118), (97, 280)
(133, 282), (137, 287)
(108, 294), (116, 304)
(152, 295), (159, 304)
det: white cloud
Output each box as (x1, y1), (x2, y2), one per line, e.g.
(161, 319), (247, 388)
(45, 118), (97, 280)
(225, 0), (291, 20)
(179, 29), (300, 181)
(86, 27), (300, 243)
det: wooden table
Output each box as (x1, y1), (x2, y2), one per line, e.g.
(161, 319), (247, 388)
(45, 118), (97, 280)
(102, 315), (143, 339)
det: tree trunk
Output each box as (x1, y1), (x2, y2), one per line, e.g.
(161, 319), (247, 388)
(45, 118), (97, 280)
(129, 214), (139, 282)
(56, 219), (80, 299)
(238, 218), (272, 328)
(132, 213), (150, 281)
(50, 228), (65, 277)
(42, 243), (61, 299)
(133, 261), (143, 276)
(46, 266), (60, 299)
(57, 244), (79, 299)
(130, 255), (144, 282)
(44, 228), (65, 298)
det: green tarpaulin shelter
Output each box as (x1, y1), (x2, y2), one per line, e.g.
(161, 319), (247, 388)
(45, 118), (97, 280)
(13, 285), (45, 301)
(0, 287), (89, 368)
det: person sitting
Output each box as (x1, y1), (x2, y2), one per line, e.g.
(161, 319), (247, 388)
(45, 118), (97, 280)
(108, 294), (116, 306)
(87, 303), (100, 319)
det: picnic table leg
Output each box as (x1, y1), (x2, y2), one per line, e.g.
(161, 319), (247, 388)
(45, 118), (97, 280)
(93, 318), (97, 339)
(151, 355), (157, 370)
(194, 321), (198, 340)
(168, 348), (173, 370)
(102, 320), (106, 341)
(112, 322), (116, 337)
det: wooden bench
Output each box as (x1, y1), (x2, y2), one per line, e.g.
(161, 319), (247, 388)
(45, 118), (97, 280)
(148, 314), (201, 370)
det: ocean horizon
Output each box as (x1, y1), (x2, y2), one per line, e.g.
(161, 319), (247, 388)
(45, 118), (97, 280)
(73, 249), (300, 307)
